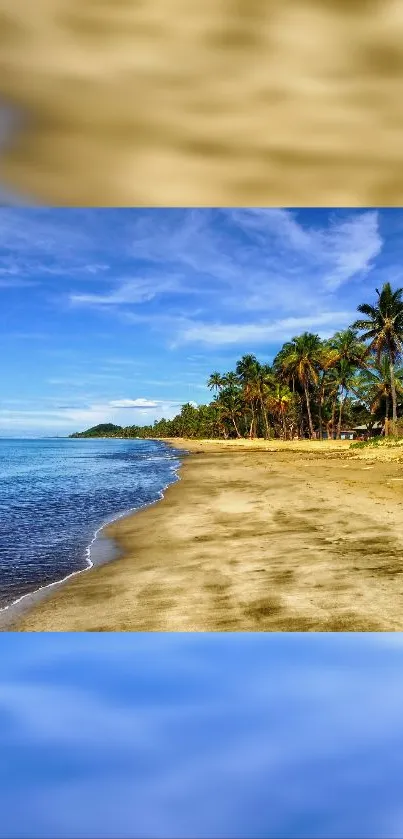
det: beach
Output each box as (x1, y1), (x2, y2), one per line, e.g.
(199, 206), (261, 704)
(8, 438), (403, 632)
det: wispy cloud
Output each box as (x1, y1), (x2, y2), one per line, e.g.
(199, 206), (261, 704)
(109, 398), (159, 409)
(65, 209), (383, 346)
(0, 396), (184, 433)
(229, 208), (382, 291)
(320, 212), (382, 290)
(0, 209), (121, 285)
(70, 276), (182, 308)
(178, 311), (356, 346)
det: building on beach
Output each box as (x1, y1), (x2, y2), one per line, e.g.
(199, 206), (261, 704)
(321, 429), (356, 440)
(352, 422), (383, 439)
(320, 422), (383, 441)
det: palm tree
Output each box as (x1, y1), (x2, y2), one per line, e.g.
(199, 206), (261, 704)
(316, 366), (332, 440)
(314, 340), (340, 440)
(356, 356), (403, 435)
(323, 365), (342, 440)
(235, 354), (260, 438)
(222, 371), (239, 389)
(274, 333), (324, 438)
(256, 363), (274, 439)
(329, 328), (369, 369)
(219, 372), (243, 438)
(353, 283), (403, 433)
(266, 383), (292, 439)
(334, 359), (356, 438)
(217, 400), (242, 438)
(207, 372), (224, 396)
(328, 330), (369, 438)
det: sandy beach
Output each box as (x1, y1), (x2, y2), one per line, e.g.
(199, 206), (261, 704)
(8, 438), (403, 632)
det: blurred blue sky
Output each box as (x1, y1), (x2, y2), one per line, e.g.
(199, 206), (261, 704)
(1, 633), (403, 838)
(1, 207), (403, 435)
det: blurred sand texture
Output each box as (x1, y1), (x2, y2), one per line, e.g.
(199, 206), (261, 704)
(1, 0), (403, 205)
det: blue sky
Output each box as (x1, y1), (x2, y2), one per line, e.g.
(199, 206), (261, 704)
(1, 206), (402, 435)
(1, 632), (403, 838)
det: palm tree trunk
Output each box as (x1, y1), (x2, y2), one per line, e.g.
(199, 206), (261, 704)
(337, 389), (346, 439)
(383, 396), (390, 437)
(390, 355), (398, 435)
(241, 400), (248, 437)
(303, 381), (314, 438)
(253, 401), (258, 438)
(260, 398), (270, 439)
(318, 394), (323, 440)
(232, 415), (241, 438)
(281, 410), (287, 440)
(249, 404), (255, 439)
(331, 396), (337, 440)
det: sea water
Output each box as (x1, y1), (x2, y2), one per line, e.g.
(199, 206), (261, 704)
(0, 437), (183, 611)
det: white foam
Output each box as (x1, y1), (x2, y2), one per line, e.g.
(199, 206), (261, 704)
(0, 446), (188, 626)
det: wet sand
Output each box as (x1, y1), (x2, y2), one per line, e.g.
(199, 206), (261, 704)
(9, 438), (403, 632)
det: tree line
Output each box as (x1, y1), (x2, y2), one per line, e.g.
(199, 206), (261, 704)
(71, 283), (403, 441)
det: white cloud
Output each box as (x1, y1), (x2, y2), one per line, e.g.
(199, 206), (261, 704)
(0, 208), (384, 347)
(63, 209), (383, 352)
(320, 211), (382, 290)
(0, 209), (117, 286)
(70, 280), (157, 307)
(179, 311), (356, 346)
(0, 396), (184, 433)
(229, 208), (314, 251)
(230, 208), (382, 292)
(109, 399), (158, 409)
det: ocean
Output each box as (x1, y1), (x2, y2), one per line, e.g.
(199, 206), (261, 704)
(0, 437), (183, 612)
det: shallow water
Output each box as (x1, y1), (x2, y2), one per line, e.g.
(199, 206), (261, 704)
(0, 437), (182, 610)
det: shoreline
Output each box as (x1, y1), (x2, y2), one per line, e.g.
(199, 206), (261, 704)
(9, 438), (403, 632)
(0, 445), (186, 629)
(0, 529), (117, 630)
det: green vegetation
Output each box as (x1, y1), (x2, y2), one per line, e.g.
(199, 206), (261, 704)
(70, 423), (123, 438)
(70, 283), (403, 442)
(351, 435), (403, 450)
(353, 282), (403, 434)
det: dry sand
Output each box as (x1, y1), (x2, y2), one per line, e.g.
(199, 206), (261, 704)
(10, 438), (403, 632)
(2, 0), (403, 205)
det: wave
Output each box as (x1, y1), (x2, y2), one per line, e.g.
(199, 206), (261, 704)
(0, 446), (187, 626)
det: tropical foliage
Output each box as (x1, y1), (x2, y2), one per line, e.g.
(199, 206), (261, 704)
(353, 282), (403, 433)
(71, 284), (403, 441)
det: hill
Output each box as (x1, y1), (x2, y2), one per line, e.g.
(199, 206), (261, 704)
(69, 423), (123, 438)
